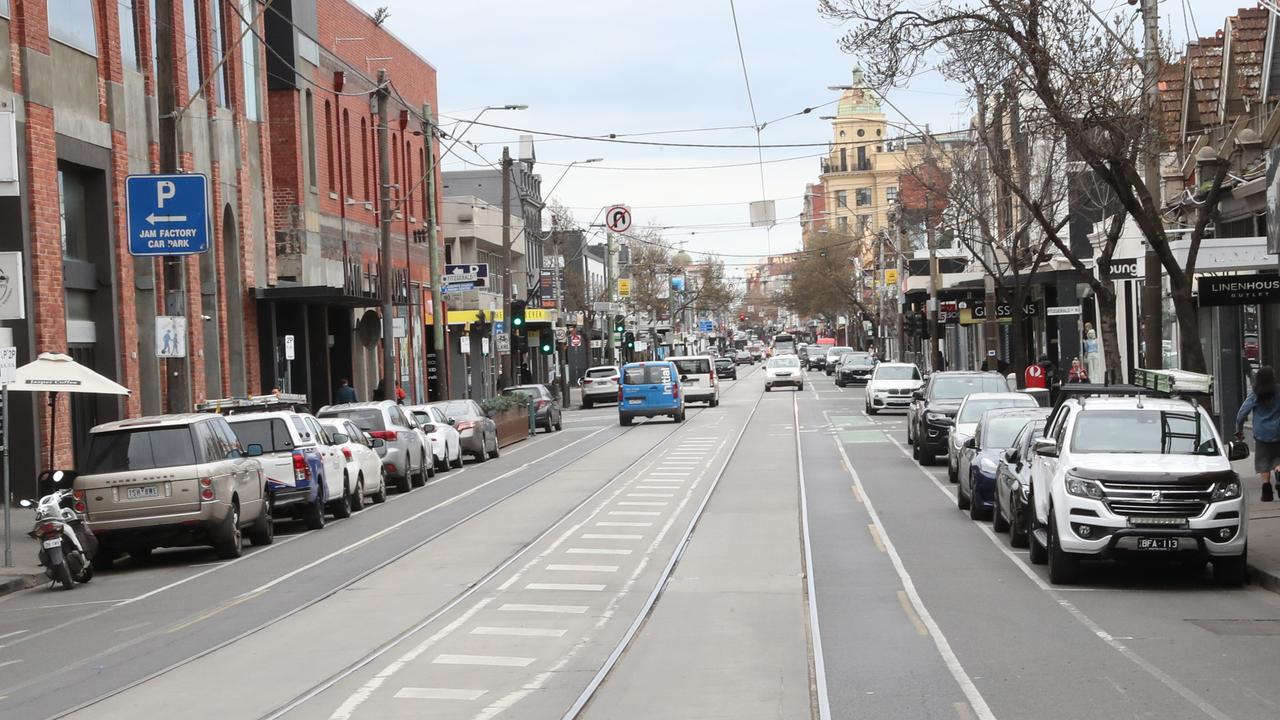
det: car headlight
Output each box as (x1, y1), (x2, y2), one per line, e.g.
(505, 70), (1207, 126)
(925, 412), (953, 426)
(1064, 475), (1105, 500)
(978, 456), (998, 474)
(1211, 478), (1242, 501)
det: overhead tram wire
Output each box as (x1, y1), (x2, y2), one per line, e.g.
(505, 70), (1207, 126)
(726, 0), (771, 251)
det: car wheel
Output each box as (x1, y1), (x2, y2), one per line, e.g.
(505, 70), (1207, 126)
(555, 416), (563, 431)
(957, 480), (971, 511)
(1009, 504), (1028, 548)
(351, 476), (366, 511)
(303, 487), (327, 530)
(992, 493), (1010, 533)
(1028, 506), (1048, 564)
(1213, 548), (1247, 586)
(710, 398), (718, 408)
(248, 497), (275, 546)
(129, 547), (153, 562)
(620, 415), (633, 426)
(451, 447), (464, 469)
(215, 502), (244, 559)
(968, 481), (986, 521)
(917, 440), (934, 465)
(412, 456), (427, 487)
(765, 384), (771, 392)
(424, 453), (435, 480)
(331, 478), (353, 519)
(1047, 511), (1079, 584)
(866, 405), (877, 416)
(92, 548), (116, 572)
(947, 459), (958, 484)
(395, 468), (413, 493)
(372, 471), (389, 503)
(488, 434), (501, 459)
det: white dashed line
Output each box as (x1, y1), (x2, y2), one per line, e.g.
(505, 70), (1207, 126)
(596, 521), (653, 527)
(608, 511), (661, 516)
(498, 604), (588, 614)
(581, 534), (643, 540)
(525, 583), (606, 591)
(546, 564), (619, 573)
(470, 627), (566, 638)
(433, 654), (534, 668)
(566, 548), (633, 555)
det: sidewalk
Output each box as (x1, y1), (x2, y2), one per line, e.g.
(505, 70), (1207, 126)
(0, 506), (44, 597)
(1230, 428), (1280, 593)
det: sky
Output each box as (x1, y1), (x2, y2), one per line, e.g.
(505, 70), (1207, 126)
(356, 0), (1235, 271)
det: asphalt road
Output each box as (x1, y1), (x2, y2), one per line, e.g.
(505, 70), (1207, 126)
(4, 360), (1280, 720)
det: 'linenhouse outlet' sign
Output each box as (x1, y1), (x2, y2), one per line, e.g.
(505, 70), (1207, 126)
(1197, 274), (1280, 306)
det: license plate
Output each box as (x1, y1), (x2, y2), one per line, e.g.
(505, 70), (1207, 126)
(628, 398), (643, 405)
(126, 485), (161, 500)
(1137, 538), (1179, 550)
(42, 538), (61, 549)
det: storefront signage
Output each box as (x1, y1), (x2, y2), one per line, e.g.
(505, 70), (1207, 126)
(1197, 274), (1280, 306)
(958, 300), (1041, 325)
(1098, 257), (1142, 280)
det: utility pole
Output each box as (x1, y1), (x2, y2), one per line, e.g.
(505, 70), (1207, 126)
(875, 232), (885, 356)
(422, 103), (448, 400)
(605, 230), (615, 364)
(156, 0), (189, 411)
(376, 69), (395, 395)
(501, 147), (514, 382)
(1140, 0), (1163, 370)
(896, 223), (907, 363)
(552, 232), (570, 405)
(927, 194), (943, 372)
(977, 83), (1000, 371)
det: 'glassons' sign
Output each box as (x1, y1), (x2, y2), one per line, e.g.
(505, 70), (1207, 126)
(1197, 274), (1280, 306)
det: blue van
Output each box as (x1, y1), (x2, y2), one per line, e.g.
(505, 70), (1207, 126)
(619, 361), (686, 426)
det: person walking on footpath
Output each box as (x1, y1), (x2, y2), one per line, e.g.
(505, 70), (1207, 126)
(1235, 366), (1280, 502)
(1067, 358), (1089, 383)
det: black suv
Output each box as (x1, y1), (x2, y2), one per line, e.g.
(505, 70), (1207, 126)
(714, 356), (737, 380)
(835, 353), (875, 387)
(907, 371), (1009, 464)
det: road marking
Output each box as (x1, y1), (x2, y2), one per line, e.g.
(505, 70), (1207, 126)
(897, 590), (928, 636)
(627, 493), (674, 498)
(608, 511), (660, 516)
(851, 484), (863, 503)
(166, 589), (265, 634)
(0, 659), (23, 669)
(499, 603), (587, 614)
(567, 548), (632, 555)
(618, 501), (667, 506)
(546, 564), (618, 573)
(596, 521), (652, 527)
(433, 654), (534, 668)
(649, 471), (690, 475)
(954, 701), (977, 720)
(581, 534), (643, 540)
(526, 583), (606, 591)
(471, 627), (566, 638)
(114, 621), (152, 634)
(794, 395), (833, 720)
(394, 687), (487, 701)
(0, 630), (28, 641)
(868, 523), (886, 552)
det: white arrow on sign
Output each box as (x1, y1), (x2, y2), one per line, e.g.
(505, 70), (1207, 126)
(146, 213), (189, 225)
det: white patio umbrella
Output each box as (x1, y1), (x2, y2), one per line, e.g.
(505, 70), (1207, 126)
(9, 352), (130, 467)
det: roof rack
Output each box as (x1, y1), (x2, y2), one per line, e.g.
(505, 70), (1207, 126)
(1130, 368), (1212, 397)
(195, 393), (312, 415)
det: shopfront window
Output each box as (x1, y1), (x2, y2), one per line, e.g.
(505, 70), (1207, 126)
(48, 0), (98, 54)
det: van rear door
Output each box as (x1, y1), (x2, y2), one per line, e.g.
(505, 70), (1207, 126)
(79, 426), (203, 523)
(623, 364), (677, 409)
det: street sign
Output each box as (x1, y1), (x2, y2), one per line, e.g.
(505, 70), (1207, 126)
(482, 338), (490, 355)
(1098, 257), (1142, 280)
(460, 335), (471, 354)
(0, 347), (14, 386)
(592, 301), (614, 312)
(554, 327), (567, 342)
(1046, 305), (1081, 316)
(157, 316), (188, 358)
(605, 204), (632, 233)
(495, 332), (511, 354)
(884, 268), (899, 285)
(617, 278), (632, 297)
(570, 333), (582, 348)
(699, 320), (714, 332)
(126, 174), (210, 256)
(441, 263), (490, 293)
(392, 316), (407, 338)
(590, 339), (604, 349)
(0, 252), (24, 320)
(282, 333), (295, 361)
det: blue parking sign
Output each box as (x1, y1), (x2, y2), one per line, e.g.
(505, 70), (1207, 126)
(126, 174), (210, 256)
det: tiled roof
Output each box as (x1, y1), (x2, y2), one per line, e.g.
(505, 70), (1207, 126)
(1158, 58), (1186, 148)
(1230, 8), (1269, 105)
(1187, 34), (1226, 121)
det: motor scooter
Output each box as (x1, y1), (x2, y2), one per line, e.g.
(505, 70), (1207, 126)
(19, 470), (98, 590)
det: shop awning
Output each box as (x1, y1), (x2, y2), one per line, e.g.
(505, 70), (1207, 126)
(254, 285), (382, 307)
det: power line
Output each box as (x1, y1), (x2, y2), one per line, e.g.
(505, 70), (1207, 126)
(727, 0), (769, 207)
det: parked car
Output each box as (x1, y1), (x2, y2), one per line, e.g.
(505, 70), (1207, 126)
(734, 349), (754, 366)
(907, 371), (1009, 465)
(668, 356), (719, 406)
(864, 362), (923, 415)
(430, 399), (500, 462)
(224, 410), (349, 527)
(748, 345), (765, 362)
(764, 354), (804, 392)
(993, 418), (1048, 547)
(835, 352), (875, 387)
(947, 392), (1038, 484)
(405, 404), (464, 471)
(502, 384), (563, 432)
(76, 414), (273, 567)
(318, 417), (388, 507)
(822, 346), (854, 375)
(619, 361), (685, 425)
(317, 401), (430, 493)
(580, 366), (621, 409)
(714, 356), (737, 380)
(957, 407), (1050, 520)
(1027, 371), (1250, 585)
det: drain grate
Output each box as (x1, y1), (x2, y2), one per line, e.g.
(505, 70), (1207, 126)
(1187, 619), (1280, 636)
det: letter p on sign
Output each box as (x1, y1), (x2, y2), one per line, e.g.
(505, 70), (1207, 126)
(157, 180), (176, 207)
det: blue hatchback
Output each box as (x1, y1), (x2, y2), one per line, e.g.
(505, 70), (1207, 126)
(619, 361), (686, 426)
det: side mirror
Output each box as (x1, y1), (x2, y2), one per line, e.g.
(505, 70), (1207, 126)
(680, 375), (689, 382)
(330, 433), (350, 444)
(1228, 440), (1250, 462)
(245, 443), (264, 458)
(912, 389), (924, 401)
(448, 418), (457, 426)
(52, 470), (65, 483)
(370, 437), (386, 448)
(19, 499), (33, 508)
(486, 409), (496, 418)
(1004, 447), (1018, 464)
(963, 437), (976, 449)
(420, 423), (436, 434)
(1032, 437), (1059, 458)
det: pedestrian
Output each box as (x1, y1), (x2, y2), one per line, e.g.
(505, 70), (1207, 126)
(335, 378), (357, 404)
(1235, 365), (1280, 502)
(395, 380), (407, 404)
(1067, 358), (1089, 383)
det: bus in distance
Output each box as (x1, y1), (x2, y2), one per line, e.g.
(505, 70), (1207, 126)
(772, 333), (796, 355)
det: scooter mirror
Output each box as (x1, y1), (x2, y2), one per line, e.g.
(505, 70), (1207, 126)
(19, 499), (32, 508)
(52, 470), (64, 482)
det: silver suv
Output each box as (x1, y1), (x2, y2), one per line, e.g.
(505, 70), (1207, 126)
(76, 414), (273, 568)
(318, 401), (430, 493)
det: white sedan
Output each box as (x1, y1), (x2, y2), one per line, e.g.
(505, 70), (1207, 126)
(764, 355), (804, 391)
(408, 405), (464, 471)
(318, 418), (387, 506)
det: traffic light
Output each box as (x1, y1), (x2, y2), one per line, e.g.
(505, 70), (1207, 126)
(919, 311), (931, 339)
(624, 331), (635, 350)
(540, 336), (554, 355)
(613, 315), (625, 335)
(510, 299), (527, 331)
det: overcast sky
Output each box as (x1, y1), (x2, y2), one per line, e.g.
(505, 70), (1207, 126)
(357, 0), (1235, 270)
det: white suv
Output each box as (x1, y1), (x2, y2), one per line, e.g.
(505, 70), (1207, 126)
(1027, 390), (1250, 585)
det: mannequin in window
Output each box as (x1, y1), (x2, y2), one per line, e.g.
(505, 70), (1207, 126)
(1083, 322), (1101, 382)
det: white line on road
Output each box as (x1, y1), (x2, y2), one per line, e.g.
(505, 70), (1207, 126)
(499, 604), (588, 614)
(608, 511), (661, 516)
(581, 534), (643, 540)
(596, 521), (652, 527)
(567, 548), (633, 555)
(525, 583), (606, 591)
(0, 659), (23, 669)
(471, 627), (566, 638)
(394, 687), (487, 700)
(617, 501), (667, 506)
(433, 654), (535, 668)
(794, 395), (833, 720)
(627, 493), (675, 498)
(546, 564), (619, 573)
(0, 630), (29, 641)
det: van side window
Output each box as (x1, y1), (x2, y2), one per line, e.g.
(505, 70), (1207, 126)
(215, 420), (243, 458)
(290, 415), (311, 442)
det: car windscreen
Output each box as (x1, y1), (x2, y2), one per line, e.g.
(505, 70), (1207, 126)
(623, 365), (673, 385)
(714, 358), (734, 367)
(841, 355), (874, 367)
(958, 396), (1036, 423)
(672, 359), (711, 375)
(930, 376), (1008, 400)
(321, 408), (386, 432)
(768, 356), (800, 368)
(227, 417), (296, 453)
(586, 368), (617, 379)
(86, 427), (199, 473)
(1070, 409), (1220, 455)
(982, 416), (1036, 449)
(875, 366), (920, 381)
(442, 401), (480, 418)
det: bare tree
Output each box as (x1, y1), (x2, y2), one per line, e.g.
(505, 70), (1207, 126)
(821, 0), (1229, 373)
(774, 231), (876, 347)
(622, 228), (739, 329)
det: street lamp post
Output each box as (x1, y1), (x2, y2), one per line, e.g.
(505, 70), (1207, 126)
(543, 158), (603, 406)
